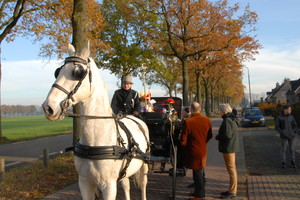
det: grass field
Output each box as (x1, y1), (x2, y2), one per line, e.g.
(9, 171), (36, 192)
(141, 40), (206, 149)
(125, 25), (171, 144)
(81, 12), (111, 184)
(2, 115), (72, 141)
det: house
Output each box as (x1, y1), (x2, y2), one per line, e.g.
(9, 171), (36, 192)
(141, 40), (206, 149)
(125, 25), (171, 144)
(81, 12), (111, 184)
(286, 78), (300, 105)
(265, 79), (290, 103)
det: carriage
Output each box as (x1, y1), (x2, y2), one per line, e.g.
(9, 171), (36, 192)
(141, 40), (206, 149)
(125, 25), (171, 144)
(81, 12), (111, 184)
(140, 97), (185, 200)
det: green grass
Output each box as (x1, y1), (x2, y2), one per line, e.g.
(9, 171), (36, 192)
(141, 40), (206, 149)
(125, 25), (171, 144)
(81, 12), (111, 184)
(265, 118), (275, 129)
(1, 115), (72, 141)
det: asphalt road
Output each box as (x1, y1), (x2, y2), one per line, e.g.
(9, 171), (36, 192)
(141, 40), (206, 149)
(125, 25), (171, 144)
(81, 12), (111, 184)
(0, 134), (73, 169)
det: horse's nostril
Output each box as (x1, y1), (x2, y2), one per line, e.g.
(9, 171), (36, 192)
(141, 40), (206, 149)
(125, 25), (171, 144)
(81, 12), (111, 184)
(45, 106), (54, 116)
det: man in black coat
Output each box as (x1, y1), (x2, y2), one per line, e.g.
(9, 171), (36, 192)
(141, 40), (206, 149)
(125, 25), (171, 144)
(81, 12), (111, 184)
(275, 105), (299, 168)
(111, 75), (141, 117)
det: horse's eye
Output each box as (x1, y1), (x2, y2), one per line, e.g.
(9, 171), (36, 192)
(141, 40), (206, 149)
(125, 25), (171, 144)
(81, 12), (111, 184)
(54, 66), (63, 79)
(73, 65), (85, 80)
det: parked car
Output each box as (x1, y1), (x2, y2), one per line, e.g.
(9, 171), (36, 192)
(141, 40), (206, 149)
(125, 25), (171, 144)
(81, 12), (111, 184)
(241, 106), (260, 116)
(241, 109), (266, 127)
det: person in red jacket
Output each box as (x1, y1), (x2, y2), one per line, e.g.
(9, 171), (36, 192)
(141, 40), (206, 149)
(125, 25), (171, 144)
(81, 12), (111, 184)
(180, 102), (213, 200)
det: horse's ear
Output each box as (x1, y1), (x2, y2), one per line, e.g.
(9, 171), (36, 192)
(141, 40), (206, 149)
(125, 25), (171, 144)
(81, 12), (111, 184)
(68, 44), (76, 56)
(81, 41), (90, 59)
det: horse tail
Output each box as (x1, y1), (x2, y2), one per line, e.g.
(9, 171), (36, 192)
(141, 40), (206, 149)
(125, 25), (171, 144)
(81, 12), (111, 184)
(133, 163), (148, 190)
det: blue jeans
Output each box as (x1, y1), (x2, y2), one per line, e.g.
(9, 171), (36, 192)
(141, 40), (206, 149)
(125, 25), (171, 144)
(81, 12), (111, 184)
(193, 169), (205, 198)
(281, 137), (295, 163)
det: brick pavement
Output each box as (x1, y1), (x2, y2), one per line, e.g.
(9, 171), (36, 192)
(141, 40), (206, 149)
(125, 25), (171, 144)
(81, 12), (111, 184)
(248, 175), (300, 200)
(44, 163), (242, 200)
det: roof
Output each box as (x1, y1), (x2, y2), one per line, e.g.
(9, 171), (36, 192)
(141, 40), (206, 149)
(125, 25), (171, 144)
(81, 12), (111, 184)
(286, 79), (300, 96)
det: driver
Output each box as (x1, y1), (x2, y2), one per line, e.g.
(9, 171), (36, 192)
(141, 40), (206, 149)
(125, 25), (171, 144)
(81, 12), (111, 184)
(111, 75), (140, 117)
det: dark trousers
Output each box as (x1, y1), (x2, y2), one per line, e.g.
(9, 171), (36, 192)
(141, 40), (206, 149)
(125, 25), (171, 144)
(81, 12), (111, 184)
(193, 168), (205, 198)
(281, 137), (296, 163)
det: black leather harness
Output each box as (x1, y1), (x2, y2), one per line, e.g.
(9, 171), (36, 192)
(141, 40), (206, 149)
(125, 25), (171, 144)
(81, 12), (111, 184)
(74, 142), (129, 160)
(72, 117), (150, 181)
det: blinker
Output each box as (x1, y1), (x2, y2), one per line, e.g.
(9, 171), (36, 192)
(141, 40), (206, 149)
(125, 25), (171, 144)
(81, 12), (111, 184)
(54, 64), (86, 80)
(54, 66), (63, 79)
(73, 64), (85, 80)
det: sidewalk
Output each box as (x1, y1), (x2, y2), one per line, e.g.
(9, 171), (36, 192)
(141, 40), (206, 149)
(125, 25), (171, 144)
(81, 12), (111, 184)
(44, 126), (300, 200)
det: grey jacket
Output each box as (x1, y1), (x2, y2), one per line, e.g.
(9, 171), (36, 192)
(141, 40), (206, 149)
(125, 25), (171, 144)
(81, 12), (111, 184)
(275, 114), (298, 139)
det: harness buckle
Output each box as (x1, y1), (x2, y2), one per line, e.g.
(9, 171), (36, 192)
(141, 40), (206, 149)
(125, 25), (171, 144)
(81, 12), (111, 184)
(116, 113), (124, 120)
(61, 99), (72, 114)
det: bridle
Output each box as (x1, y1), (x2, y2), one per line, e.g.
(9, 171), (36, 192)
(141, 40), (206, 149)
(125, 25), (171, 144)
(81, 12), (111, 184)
(52, 56), (115, 119)
(52, 56), (94, 117)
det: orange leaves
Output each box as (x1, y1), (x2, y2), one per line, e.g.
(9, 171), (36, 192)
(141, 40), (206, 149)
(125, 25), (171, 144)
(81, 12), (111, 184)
(0, 0), (108, 59)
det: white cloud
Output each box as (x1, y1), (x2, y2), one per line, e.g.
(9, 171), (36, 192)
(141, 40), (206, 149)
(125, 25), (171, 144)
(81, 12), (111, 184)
(243, 47), (300, 95)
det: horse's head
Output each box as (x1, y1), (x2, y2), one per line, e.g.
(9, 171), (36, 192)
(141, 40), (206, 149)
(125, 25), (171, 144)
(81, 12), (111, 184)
(42, 42), (94, 121)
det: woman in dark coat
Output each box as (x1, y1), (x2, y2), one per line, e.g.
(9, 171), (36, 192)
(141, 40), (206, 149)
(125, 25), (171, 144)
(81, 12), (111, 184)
(215, 104), (239, 199)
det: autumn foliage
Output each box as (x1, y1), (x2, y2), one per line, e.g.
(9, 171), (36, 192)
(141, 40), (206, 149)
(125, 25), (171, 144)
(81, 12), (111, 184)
(114, 0), (260, 108)
(1, 0), (108, 58)
(1, 0), (261, 114)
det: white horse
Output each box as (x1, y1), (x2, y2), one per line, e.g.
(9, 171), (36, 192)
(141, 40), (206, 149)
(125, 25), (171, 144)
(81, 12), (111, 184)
(42, 42), (149, 200)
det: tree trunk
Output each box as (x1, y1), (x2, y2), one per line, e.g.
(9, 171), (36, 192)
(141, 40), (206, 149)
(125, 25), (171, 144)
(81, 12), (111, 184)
(72, 0), (88, 50)
(210, 85), (214, 113)
(168, 86), (173, 97)
(71, 0), (88, 145)
(204, 83), (210, 117)
(0, 44), (2, 139)
(182, 58), (189, 106)
(196, 73), (201, 103)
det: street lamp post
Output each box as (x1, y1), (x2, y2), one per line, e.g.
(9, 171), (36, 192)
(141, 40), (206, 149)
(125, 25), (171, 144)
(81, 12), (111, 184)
(243, 66), (252, 108)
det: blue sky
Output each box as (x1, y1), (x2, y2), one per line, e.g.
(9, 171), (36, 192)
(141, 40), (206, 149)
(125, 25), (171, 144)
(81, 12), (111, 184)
(2, 0), (300, 105)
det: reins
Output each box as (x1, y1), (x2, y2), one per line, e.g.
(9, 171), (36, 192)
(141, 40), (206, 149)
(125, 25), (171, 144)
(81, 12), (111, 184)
(65, 112), (115, 119)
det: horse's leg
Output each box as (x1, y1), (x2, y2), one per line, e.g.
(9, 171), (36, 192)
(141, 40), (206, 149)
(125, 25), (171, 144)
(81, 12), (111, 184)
(79, 176), (97, 200)
(120, 177), (130, 200)
(101, 181), (117, 200)
(136, 163), (148, 200)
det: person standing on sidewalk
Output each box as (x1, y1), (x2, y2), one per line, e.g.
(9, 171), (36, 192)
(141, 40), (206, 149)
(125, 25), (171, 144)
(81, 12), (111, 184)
(216, 103), (239, 199)
(275, 105), (299, 168)
(180, 102), (213, 200)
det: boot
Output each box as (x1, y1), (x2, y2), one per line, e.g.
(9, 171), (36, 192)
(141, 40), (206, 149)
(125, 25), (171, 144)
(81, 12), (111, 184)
(220, 191), (236, 199)
(292, 160), (297, 168)
(282, 162), (286, 169)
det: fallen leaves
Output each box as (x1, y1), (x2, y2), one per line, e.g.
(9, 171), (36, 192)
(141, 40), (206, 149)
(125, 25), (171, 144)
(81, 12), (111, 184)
(0, 152), (78, 200)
